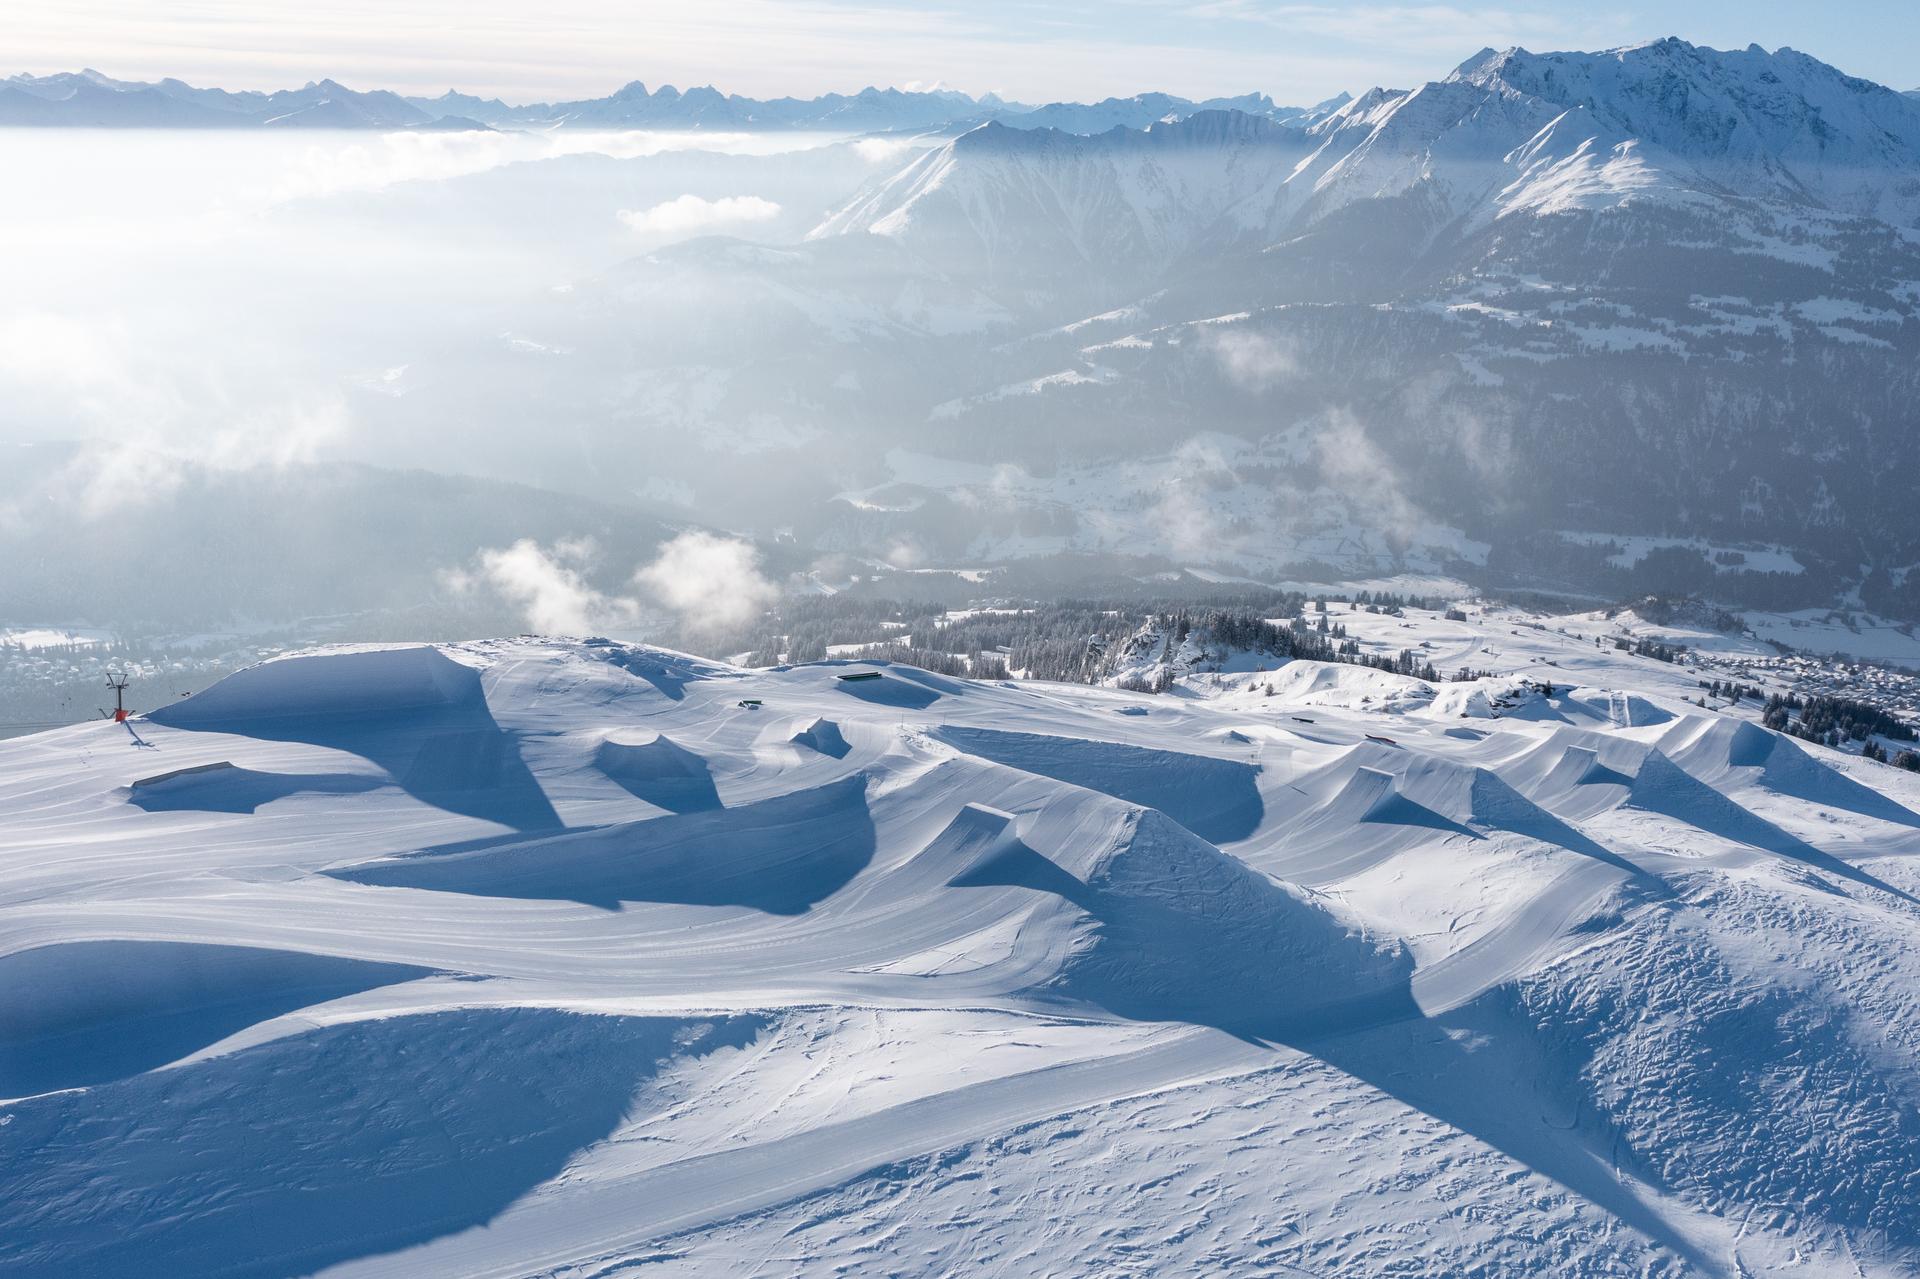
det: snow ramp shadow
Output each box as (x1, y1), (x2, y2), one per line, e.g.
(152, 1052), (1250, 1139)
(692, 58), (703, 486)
(790, 716), (851, 758)
(0, 941), (432, 1098)
(595, 734), (722, 812)
(944, 804), (1708, 1270)
(148, 646), (560, 832)
(593, 643), (726, 702)
(950, 804), (1411, 1041)
(1668, 718), (1920, 831)
(127, 765), (385, 814)
(1628, 750), (1915, 903)
(1524, 739), (1639, 820)
(332, 775), (874, 914)
(1279, 745), (1653, 887)
(932, 726), (1264, 843)
(0, 1008), (760, 1279)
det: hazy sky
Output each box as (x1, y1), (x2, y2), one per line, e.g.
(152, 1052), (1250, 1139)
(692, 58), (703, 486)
(9, 1), (1919, 106)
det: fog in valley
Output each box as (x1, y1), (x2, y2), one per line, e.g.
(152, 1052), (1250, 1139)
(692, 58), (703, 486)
(1, 126), (908, 695)
(8, 42), (1920, 725)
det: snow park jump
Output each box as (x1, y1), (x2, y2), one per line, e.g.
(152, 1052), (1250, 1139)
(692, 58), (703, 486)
(5, 622), (1920, 1275)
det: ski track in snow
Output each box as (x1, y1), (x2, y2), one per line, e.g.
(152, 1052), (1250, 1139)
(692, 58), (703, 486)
(4, 609), (1920, 1277)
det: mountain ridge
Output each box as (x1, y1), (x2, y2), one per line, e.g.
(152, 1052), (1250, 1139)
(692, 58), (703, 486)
(819, 37), (1920, 265)
(0, 67), (1332, 133)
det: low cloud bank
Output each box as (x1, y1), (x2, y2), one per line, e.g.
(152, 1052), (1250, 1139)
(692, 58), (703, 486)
(452, 531), (777, 636)
(634, 530), (779, 631)
(1208, 327), (1297, 392)
(618, 194), (782, 235)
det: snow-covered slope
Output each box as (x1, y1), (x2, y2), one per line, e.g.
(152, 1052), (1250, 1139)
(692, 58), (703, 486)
(811, 111), (1312, 291)
(994, 90), (1348, 134)
(1453, 39), (1920, 224)
(821, 38), (1920, 269)
(5, 624), (1920, 1276)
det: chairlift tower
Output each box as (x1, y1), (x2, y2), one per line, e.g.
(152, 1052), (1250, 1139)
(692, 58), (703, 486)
(104, 672), (131, 723)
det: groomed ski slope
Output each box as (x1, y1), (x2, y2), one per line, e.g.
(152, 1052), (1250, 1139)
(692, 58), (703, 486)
(3, 620), (1920, 1277)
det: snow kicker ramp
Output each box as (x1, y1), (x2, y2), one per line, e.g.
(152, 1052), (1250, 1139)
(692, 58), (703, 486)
(148, 645), (561, 830)
(1661, 716), (1920, 830)
(928, 796), (1415, 1040)
(1273, 742), (1647, 884)
(331, 775), (875, 914)
(0, 940), (431, 1098)
(127, 764), (386, 814)
(790, 716), (852, 758)
(949, 804), (1417, 1040)
(593, 733), (723, 812)
(931, 725), (1265, 842)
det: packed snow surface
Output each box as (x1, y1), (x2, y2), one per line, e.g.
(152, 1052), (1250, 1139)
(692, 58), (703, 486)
(4, 626), (1920, 1277)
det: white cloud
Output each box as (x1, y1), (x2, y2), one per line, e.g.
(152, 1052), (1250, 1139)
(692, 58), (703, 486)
(471, 537), (638, 635)
(0, 306), (358, 519)
(1152, 436), (1246, 560)
(633, 531), (777, 632)
(853, 136), (920, 165)
(1208, 327), (1298, 392)
(1312, 408), (1426, 537)
(267, 131), (819, 205)
(618, 194), (782, 236)
(462, 530), (777, 636)
(1152, 483), (1231, 561)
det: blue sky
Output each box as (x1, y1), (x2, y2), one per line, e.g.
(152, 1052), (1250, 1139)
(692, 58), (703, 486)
(11, 1), (1917, 104)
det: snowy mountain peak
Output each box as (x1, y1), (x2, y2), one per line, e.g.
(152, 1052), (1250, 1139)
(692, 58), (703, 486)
(1451, 38), (1920, 159)
(813, 108), (1316, 286)
(1437, 37), (1920, 221)
(1302, 90), (1355, 117)
(1316, 85), (1411, 129)
(818, 33), (1920, 301)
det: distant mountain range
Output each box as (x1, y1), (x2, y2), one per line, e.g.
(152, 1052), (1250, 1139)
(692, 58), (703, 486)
(0, 69), (462, 129)
(829, 41), (1920, 266)
(0, 67), (1346, 133)
(432, 38), (1920, 615)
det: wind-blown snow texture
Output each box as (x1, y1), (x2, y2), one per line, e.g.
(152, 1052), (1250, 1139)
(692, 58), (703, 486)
(5, 616), (1920, 1276)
